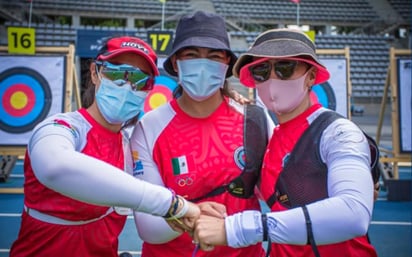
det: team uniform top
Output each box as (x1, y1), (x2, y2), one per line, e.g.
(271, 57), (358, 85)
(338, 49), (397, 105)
(131, 96), (266, 257)
(11, 108), (130, 257)
(225, 103), (377, 257)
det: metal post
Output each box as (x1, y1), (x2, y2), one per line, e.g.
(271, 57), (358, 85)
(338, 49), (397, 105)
(161, 2), (165, 30)
(29, 0), (33, 28)
(297, 3), (300, 27)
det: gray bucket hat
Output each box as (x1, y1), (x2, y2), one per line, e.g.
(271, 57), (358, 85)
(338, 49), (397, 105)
(233, 28), (330, 85)
(163, 11), (237, 77)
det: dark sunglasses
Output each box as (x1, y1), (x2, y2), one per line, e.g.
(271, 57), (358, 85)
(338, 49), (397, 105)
(249, 60), (301, 82)
(95, 61), (154, 91)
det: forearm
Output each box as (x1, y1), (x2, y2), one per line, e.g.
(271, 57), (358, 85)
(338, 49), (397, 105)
(134, 212), (181, 243)
(30, 135), (172, 216)
(226, 194), (372, 248)
(226, 196), (371, 248)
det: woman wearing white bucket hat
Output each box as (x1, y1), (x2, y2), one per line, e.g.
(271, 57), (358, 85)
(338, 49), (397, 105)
(193, 29), (378, 257)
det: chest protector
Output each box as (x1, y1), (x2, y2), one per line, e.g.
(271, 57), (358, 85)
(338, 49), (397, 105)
(266, 111), (381, 209)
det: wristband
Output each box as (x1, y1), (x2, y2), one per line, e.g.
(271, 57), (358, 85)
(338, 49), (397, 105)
(173, 196), (189, 219)
(165, 196), (189, 220)
(163, 189), (178, 218)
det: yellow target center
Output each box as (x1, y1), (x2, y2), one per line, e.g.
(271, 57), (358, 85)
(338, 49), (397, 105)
(149, 93), (167, 109)
(10, 91), (28, 110)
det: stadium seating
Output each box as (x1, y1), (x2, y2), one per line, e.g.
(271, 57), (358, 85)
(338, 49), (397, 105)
(387, 0), (411, 22)
(230, 31), (393, 98)
(0, 0), (193, 20)
(0, 0), (408, 100)
(211, 0), (380, 26)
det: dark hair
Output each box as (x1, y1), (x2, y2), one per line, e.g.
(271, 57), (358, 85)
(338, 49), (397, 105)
(81, 59), (95, 108)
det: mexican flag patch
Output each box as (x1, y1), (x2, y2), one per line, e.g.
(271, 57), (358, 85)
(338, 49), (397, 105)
(172, 156), (189, 175)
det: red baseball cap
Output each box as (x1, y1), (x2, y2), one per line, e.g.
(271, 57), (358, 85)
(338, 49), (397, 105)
(96, 36), (159, 76)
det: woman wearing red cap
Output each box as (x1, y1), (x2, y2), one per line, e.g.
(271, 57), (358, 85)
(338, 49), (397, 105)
(10, 36), (200, 257)
(193, 29), (378, 257)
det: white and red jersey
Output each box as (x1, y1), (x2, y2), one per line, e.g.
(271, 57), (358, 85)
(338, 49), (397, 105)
(10, 108), (128, 257)
(259, 103), (377, 257)
(131, 97), (266, 257)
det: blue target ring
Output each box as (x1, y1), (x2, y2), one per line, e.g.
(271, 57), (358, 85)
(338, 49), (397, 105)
(311, 82), (336, 111)
(0, 67), (52, 133)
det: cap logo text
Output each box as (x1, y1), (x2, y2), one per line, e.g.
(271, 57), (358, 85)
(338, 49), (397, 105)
(121, 42), (149, 54)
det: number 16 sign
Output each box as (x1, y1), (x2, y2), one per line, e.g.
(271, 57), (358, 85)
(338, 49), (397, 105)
(7, 27), (36, 55)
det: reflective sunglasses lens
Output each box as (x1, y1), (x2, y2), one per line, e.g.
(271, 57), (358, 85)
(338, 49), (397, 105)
(132, 76), (154, 91)
(250, 62), (271, 82)
(274, 61), (297, 80)
(99, 62), (153, 91)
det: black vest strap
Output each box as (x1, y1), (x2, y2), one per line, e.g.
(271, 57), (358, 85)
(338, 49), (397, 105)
(302, 205), (321, 257)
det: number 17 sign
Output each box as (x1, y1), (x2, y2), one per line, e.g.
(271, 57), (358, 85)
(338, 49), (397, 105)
(7, 27), (36, 55)
(147, 30), (173, 56)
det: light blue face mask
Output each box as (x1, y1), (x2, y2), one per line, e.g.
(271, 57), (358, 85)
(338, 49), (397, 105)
(177, 59), (229, 101)
(96, 77), (147, 124)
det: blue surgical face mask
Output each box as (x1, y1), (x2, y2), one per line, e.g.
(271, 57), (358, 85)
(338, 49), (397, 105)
(96, 77), (147, 124)
(177, 59), (229, 101)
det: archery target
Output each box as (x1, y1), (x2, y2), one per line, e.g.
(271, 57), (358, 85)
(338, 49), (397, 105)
(311, 82), (336, 111)
(319, 58), (348, 117)
(0, 56), (66, 146)
(397, 59), (411, 153)
(142, 75), (177, 117)
(0, 67), (52, 133)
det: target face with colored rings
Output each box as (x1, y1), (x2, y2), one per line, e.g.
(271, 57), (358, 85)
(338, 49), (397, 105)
(310, 82), (336, 111)
(142, 75), (177, 117)
(0, 67), (52, 133)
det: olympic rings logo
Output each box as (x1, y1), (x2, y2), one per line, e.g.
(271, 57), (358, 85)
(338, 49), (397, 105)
(176, 175), (195, 187)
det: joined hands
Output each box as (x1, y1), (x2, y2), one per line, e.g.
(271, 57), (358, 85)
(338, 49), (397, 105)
(164, 199), (228, 251)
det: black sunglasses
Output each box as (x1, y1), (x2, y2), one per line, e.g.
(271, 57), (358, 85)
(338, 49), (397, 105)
(95, 61), (154, 91)
(249, 60), (300, 82)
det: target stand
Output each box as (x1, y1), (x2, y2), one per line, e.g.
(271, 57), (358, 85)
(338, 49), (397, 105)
(376, 48), (411, 201)
(0, 45), (80, 186)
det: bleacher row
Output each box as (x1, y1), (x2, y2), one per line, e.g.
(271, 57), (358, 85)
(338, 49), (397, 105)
(3, 21), (393, 99)
(238, 32), (393, 98)
(387, 0), (412, 21)
(2, 0), (410, 27)
(212, 0), (380, 25)
(0, 0), (193, 18)
(314, 34), (392, 97)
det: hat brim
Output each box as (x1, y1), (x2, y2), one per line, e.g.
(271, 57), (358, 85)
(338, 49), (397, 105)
(163, 36), (237, 77)
(238, 56), (330, 88)
(233, 39), (325, 77)
(98, 49), (160, 76)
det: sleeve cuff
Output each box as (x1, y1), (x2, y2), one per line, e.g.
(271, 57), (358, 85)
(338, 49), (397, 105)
(225, 210), (263, 248)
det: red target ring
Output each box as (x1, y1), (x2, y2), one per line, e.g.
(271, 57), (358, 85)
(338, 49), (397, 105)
(3, 84), (36, 117)
(0, 67), (52, 133)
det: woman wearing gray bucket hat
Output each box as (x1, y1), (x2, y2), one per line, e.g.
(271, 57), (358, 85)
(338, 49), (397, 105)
(130, 10), (269, 257)
(193, 29), (378, 257)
